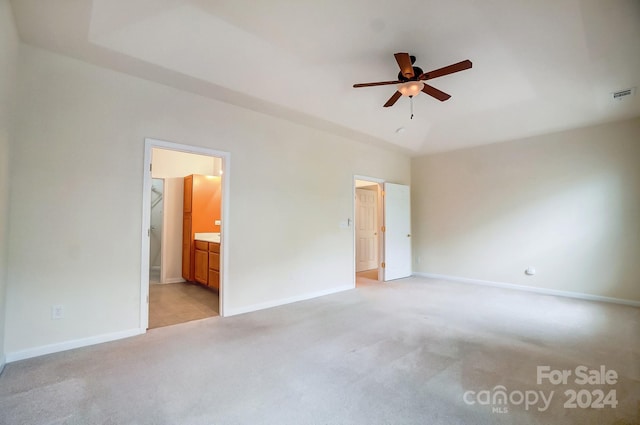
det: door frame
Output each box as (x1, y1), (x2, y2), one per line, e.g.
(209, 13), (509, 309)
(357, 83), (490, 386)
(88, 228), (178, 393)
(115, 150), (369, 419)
(141, 138), (231, 330)
(353, 175), (385, 285)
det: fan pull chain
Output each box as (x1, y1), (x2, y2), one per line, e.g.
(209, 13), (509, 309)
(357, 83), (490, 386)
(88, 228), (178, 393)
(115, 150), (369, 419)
(410, 96), (414, 119)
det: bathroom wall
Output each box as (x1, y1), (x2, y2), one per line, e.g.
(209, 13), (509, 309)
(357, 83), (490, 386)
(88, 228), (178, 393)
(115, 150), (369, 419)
(162, 178), (185, 283)
(151, 148), (219, 177)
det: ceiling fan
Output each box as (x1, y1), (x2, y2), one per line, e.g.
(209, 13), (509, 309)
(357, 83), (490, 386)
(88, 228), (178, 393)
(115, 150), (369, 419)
(353, 53), (472, 108)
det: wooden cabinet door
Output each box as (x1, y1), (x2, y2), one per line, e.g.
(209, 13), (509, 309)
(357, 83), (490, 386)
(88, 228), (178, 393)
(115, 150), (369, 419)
(194, 249), (208, 284)
(182, 214), (192, 280)
(208, 270), (220, 290)
(208, 252), (220, 271)
(183, 175), (193, 213)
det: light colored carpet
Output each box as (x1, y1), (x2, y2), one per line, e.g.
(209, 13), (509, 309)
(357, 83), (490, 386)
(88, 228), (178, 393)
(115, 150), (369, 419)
(1, 276), (638, 425)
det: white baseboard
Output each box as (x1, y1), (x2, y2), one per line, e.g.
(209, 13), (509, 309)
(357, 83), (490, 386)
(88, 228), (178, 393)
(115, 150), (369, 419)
(414, 272), (640, 308)
(225, 284), (354, 316)
(149, 277), (184, 284)
(6, 328), (145, 363)
(162, 277), (185, 284)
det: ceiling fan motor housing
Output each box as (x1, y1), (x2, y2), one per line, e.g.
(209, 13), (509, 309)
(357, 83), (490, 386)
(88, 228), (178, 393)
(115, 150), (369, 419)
(398, 66), (423, 82)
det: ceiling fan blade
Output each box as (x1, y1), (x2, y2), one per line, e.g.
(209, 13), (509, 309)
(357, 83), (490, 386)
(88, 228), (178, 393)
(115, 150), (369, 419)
(394, 52), (415, 79)
(353, 80), (402, 88)
(421, 84), (451, 101)
(419, 60), (472, 80)
(383, 91), (402, 107)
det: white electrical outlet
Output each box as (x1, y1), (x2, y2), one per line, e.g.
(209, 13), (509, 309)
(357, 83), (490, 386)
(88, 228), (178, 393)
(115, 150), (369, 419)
(51, 305), (64, 319)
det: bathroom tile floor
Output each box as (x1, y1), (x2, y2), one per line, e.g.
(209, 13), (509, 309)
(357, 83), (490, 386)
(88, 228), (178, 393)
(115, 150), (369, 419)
(148, 282), (219, 329)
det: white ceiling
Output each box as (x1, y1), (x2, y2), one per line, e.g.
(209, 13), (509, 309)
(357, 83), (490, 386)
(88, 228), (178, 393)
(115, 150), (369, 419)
(9, 0), (640, 155)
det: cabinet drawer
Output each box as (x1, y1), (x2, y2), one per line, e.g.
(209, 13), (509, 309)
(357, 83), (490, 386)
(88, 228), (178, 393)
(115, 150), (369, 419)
(208, 242), (220, 253)
(195, 240), (208, 251)
(208, 270), (220, 290)
(209, 252), (220, 270)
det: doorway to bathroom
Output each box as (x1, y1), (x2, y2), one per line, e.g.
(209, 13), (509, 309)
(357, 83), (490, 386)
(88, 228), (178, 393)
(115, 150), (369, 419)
(141, 138), (230, 331)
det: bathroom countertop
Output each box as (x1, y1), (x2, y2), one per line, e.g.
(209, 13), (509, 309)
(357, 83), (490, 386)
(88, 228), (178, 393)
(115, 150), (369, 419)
(194, 232), (220, 243)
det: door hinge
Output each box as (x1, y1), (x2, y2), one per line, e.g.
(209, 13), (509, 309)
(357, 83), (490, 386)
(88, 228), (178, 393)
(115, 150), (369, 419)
(381, 226), (386, 232)
(150, 163), (152, 172)
(147, 228), (150, 237)
(381, 262), (386, 268)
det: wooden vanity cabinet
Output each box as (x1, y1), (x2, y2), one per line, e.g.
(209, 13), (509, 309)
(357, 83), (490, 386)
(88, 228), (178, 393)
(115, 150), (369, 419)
(208, 242), (220, 290)
(192, 240), (220, 290)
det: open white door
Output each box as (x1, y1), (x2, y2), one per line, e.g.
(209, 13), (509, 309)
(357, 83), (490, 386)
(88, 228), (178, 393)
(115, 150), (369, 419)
(383, 183), (412, 281)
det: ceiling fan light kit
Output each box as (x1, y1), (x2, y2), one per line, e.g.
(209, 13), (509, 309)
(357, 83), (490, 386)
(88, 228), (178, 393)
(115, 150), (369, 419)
(353, 52), (473, 116)
(398, 81), (424, 97)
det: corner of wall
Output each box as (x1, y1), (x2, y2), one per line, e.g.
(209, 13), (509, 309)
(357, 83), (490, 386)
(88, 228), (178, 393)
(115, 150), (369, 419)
(0, 0), (21, 369)
(410, 118), (640, 302)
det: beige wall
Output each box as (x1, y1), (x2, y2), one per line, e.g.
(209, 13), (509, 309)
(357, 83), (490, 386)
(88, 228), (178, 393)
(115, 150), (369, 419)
(412, 117), (640, 302)
(0, 0), (19, 369)
(5, 44), (410, 355)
